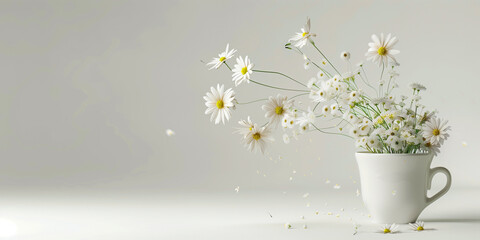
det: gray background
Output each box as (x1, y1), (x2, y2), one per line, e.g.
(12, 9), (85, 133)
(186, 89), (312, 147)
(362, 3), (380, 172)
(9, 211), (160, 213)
(0, 0), (479, 196)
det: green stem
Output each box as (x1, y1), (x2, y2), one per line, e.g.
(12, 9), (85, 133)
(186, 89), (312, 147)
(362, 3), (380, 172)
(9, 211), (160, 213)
(224, 62), (232, 71)
(235, 98), (268, 105)
(252, 69), (307, 88)
(249, 79), (309, 92)
(311, 123), (353, 139)
(311, 42), (342, 76)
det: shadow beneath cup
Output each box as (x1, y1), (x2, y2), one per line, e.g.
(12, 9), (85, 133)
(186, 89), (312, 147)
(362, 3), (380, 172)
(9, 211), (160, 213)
(420, 218), (480, 223)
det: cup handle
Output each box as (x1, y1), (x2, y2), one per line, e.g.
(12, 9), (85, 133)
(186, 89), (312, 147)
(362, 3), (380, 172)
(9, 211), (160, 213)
(426, 167), (452, 206)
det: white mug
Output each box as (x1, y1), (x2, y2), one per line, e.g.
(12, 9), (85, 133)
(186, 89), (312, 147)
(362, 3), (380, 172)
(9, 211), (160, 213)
(355, 152), (452, 224)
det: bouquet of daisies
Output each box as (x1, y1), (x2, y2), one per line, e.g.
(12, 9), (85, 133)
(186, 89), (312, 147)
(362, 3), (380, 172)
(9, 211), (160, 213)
(203, 18), (450, 155)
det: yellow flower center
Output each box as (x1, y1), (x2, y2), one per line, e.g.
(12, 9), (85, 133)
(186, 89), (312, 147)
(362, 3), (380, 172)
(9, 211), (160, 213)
(383, 229), (391, 233)
(249, 126), (253, 131)
(216, 100), (224, 109)
(275, 106), (284, 115)
(378, 47), (387, 55)
(219, 57), (226, 62)
(432, 129), (440, 136)
(302, 32), (308, 37)
(241, 67), (248, 75)
(417, 226), (424, 231)
(252, 133), (261, 140)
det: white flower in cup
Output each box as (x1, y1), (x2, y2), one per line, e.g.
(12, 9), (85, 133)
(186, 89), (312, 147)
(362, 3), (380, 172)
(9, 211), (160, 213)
(366, 33), (400, 66)
(409, 221), (425, 231)
(204, 84), (235, 124)
(232, 56), (254, 86)
(296, 107), (316, 127)
(206, 44), (237, 70)
(422, 118), (450, 145)
(381, 223), (398, 234)
(340, 51), (351, 60)
(317, 70), (327, 80)
(289, 17), (316, 48)
(409, 83), (427, 91)
(262, 95), (294, 127)
(243, 124), (274, 154)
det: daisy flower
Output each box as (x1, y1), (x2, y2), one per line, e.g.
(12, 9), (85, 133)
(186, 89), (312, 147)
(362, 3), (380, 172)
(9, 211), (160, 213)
(243, 124), (274, 153)
(409, 83), (427, 91)
(232, 56), (254, 86)
(204, 84), (235, 124)
(296, 107), (315, 127)
(289, 17), (316, 48)
(422, 118), (450, 145)
(206, 44), (237, 70)
(366, 33), (400, 66)
(236, 116), (255, 137)
(381, 223), (398, 234)
(262, 95), (293, 127)
(282, 133), (291, 144)
(409, 221), (425, 231)
(340, 51), (351, 61)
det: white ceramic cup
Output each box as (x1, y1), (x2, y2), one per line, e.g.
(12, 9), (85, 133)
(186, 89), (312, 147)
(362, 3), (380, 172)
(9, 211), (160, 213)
(355, 152), (452, 224)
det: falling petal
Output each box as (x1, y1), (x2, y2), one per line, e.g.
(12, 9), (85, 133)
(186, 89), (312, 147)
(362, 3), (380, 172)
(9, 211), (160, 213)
(462, 141), (468, 147)
(303, 224), (308, 229)
(302, 193), (310, 198)
(166, 129), (175, 136)
(392, 190), (397, 196)
(356, 189), (360, 197)
(325, 179), (330, 184)
(234, 186), (240, 193)
(333, 184), (341, 189)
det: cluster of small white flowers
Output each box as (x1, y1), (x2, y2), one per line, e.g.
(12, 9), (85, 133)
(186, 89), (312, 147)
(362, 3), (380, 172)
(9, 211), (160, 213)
(202, 18), (450, 155)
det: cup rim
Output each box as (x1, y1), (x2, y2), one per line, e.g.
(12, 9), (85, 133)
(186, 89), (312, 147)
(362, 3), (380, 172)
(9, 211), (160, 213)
(355, 151), (431, 156)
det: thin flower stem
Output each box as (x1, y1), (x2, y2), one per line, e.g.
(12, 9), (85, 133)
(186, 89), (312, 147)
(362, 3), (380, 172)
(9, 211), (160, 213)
(224, 62), (232, 71)
(313, 102), (321, 111)
(311, 123), (353, 139)
(235, 98), (268, 105)
(295, 47), (333, 77)
(252, 69), (307, 88)
(289, 92), (309, 99)
(249, 79), (309, 92)
(310, 42), (342, 76)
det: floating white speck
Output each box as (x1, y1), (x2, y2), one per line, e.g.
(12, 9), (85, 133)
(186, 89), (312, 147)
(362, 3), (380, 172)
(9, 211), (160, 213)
(335, 214), (340, 218)
(166, 129), (175, 136)
(367, 214), (371, 218)
(306, 203), (310, 207)
(256, 170), (260, 174)
(293, 170), (297, 174)
(462, 141), (468, 147)
(303, 224), (308, 229)
(282, 191), (287, 195)
(340, 208), (344, 212)
(333, 184), (341, 189)
(325, 179), (330, 184)
(356, 189), (360, 197)
(263, 174), (267, 178)
(392, 190), (397, 196)
(302, 193), (310, 198)
(300, 215), (305, 219)
(234, 186), (239, 193)
(285, 223), (292, 229)
(289, 177), (293, 181)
